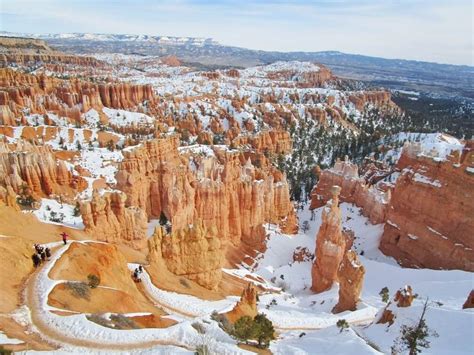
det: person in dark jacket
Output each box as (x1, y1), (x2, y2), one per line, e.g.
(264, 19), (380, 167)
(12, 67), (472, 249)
(45, 247), (51, 259)
(32, 253), (41, 268)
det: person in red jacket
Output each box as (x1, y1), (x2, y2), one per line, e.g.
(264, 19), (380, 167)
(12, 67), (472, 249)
(60, 232), (69, 245)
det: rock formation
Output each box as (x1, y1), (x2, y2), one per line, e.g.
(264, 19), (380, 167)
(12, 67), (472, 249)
(394, 285), (415, 307)
(0, 140), (87, 199)
(116, 136), (297, 249)
(376, 285), (415, 325)
(0, 68), (156, 125)
(0, 185), (20, 211)
(311, 185), (347, 293)
(310, 156), (390, 224)
(0, 36), (105, 68)
(147, 221), (224, 289)
(80, 191), (148, 248)
(266, 64), (333, 87)
(332, 250), (365, 313)
(293, 246), (314, 263)
(376, 308), (395, 325)
(160, 55), (181, 67)
(231, 130), (292, 155)
(462, 290), (474, 309)
(225, 283), (258, 323)
(380, 142), (474, 271)
(348, 91), (395, 111)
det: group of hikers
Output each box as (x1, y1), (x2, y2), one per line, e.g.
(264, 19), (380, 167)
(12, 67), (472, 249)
(32, 244), (52, 268)
(31, 232), (69, 268)
(132, 265), (144, 283)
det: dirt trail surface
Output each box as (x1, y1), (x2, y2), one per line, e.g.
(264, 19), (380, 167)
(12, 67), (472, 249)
(24, 241), (193, 352)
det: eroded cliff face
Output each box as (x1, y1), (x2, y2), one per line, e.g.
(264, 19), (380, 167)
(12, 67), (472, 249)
(0, 185), (20, 211)
(311, 186), (347, 293)
(0, 140), (86, 199)
(348, 91), (395, 111)
(231, 130), (292, 155)
(0, 68), (155, 125)
(80, 191), (148, 249)
(380, 143), (474, 271)
(116, 135), (297, 249)
(266, 64), (333, 87)
(147, 221), (224, 289)
(332, 250), (365, 313)
(310, 157), (390, 224)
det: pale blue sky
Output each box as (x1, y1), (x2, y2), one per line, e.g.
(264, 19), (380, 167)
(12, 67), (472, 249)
(1, 0), (472, 65)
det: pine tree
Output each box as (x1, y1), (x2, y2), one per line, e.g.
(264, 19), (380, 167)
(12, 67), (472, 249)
(233, 316), (256, 344)
(392, 299), (438, 355)
(379, 287), (390, 303)
(253, 313), (275, 349)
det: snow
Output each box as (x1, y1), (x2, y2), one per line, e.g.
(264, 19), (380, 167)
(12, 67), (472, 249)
(178, 144), (215, 157)
(413, 172), (442, 187)
(78, 148), (123, 185)
(130, 263), (238, 317)
(102, 108), (155, 127)
(0, 331), (23, 345)
(31, 198), (84, 230)
(147, 219), (161, 237)
(244, 201), (473, 353)
(271, 327), (379, 355)
(390, 132), (464, 161)
(31, 241), (248, 354)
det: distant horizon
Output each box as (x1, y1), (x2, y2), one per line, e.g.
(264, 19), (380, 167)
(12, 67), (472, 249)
(1, 0), (472, 66)
(1, 29), (472, 68)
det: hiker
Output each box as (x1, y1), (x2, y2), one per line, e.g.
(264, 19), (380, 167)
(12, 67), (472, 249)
(32, 253), (41, 268)
(133, 269), (141, 283)
(40, 250), (46, 261)
(60, 232), (68, 245)
(34, 244), (43, 254)
(45, 247), (51, 259)
(138, 265), (143, 274)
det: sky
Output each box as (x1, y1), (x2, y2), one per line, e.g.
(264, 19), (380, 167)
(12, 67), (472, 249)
(1, 0), (472, 66)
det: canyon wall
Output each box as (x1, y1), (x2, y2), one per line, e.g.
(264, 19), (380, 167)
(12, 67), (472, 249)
(310, 156), (390, 224)
(116, 135), (297, 249)
(379, 143), (474, 271)
(0, 68), (155, 125)
(147, 221), (224, 289)
(312, 140), (474, 272)
(80, 191), (148, 249)
(0, 140), (86, 199)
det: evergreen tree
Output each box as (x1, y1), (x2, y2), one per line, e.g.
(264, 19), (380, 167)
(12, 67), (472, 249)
(379, 287), (390, 303)
(392, 299), (438, 355)
(253, 313), (275, 349)
(233, 316), (256, 344)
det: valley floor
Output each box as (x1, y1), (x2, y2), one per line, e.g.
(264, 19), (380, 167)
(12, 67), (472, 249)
(1, 202), (472, 354)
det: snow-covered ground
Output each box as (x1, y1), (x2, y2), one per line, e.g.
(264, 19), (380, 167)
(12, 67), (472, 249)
(24, 240), (250, 354)
(12, 198), (473, 354)
(0, 331), (23, 345)
(31, 198), (84, 230)
(247, 202), (473, 354)
(380, 132), (464, 164)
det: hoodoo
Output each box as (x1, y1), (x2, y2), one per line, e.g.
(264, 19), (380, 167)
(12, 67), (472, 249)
(311, 185), (346, 293)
